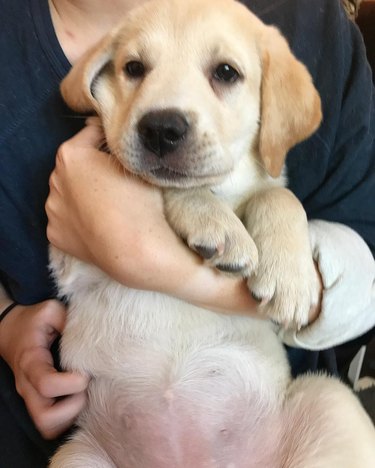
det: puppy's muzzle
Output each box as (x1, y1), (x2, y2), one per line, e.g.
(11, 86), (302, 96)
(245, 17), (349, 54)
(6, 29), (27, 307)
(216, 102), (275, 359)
(138, 110), (189, 158)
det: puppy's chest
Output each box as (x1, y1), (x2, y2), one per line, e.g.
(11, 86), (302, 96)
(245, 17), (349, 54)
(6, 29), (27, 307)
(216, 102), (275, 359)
(211, 154), (284, 214)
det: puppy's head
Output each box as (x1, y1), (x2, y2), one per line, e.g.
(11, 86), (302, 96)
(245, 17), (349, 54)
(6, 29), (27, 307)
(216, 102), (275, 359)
(61, 0), (321, 187)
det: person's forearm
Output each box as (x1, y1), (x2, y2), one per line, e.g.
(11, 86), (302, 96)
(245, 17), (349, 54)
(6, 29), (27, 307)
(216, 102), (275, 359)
(46, 124), (260, 317)
(84, 213), (260, 316)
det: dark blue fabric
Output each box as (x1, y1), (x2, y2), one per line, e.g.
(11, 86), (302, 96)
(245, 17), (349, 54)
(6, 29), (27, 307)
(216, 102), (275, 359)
(0, 0), (374, 465)
(0, 0), (83, 305)
(247, 0), (375, 258)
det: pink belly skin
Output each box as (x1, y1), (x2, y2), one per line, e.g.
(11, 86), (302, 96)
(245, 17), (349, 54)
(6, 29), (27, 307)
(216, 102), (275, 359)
(82, 373), (283, 468)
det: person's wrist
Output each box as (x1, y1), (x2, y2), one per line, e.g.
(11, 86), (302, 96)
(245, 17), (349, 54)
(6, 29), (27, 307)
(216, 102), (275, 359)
(169, 260), (259, 316)
(0, 302), (21, 365)
(0, 301), (18, 323)
(0, 301), (20, 350)
(0, 295), (13, 311)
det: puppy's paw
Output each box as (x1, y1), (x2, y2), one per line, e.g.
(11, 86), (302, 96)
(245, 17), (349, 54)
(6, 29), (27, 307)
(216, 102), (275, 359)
(190, 214), (259, 277)
(165, 188), (258, 277)
(248, 245), (320, 329)
(244, 188), (321, 329)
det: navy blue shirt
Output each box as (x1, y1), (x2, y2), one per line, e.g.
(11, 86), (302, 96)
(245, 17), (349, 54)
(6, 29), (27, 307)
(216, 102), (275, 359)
(1, 0), (81, 302)
(1, 0), (374, 305)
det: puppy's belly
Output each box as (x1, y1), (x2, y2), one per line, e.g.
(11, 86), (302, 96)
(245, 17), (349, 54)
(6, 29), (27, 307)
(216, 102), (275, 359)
(55, 256), (288, 376)
(52, 253), (290, 466)
(80, 349), (284, 468)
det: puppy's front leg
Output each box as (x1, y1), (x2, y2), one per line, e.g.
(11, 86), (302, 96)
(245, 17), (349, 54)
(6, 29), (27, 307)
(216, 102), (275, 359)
(244, 187), (320, 328)
(164, 188), (258, 277)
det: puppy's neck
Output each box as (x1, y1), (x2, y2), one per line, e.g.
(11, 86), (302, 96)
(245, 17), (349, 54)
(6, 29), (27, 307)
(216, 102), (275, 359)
(212, 153), (285, 215)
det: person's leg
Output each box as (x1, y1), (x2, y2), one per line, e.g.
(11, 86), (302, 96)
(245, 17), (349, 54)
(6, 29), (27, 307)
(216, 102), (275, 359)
(282, 373), (375, 466)
(50, 430), (115, 468)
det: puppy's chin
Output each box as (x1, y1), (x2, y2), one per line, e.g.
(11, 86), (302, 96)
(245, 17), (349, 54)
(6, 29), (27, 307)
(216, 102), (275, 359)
(110, 138), (235, 188)
(137, 167), (228, 189)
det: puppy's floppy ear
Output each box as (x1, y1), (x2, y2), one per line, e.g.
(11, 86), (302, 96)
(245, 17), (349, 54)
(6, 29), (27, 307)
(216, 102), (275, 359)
(60, 33), (116, 113)
(258, 27), (322, 178)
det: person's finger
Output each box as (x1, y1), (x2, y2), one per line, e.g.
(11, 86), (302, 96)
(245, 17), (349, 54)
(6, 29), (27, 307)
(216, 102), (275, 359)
(24, 383), (87, 439)
(21, 346), (89, 398)
(36, 300), (66, 336)
(67, 120), (105, 149)
(30, 366), (89, 399)
(43, 392), (86, 439)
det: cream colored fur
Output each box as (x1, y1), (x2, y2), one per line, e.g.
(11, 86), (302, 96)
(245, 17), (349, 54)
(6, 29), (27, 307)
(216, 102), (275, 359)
(50, 0), (375, 466)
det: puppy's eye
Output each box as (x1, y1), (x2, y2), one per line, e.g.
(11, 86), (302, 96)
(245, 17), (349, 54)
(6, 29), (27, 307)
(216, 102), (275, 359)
(124, 61), (145, 78)
(213, 64), (240, 83)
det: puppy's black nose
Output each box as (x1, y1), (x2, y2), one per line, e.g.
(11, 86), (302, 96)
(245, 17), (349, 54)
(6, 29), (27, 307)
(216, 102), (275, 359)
(138, 110), (189, 157)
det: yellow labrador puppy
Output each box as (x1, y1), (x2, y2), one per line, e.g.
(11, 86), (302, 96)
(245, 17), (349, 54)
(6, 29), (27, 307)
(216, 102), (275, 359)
(50, 0), (375, 466)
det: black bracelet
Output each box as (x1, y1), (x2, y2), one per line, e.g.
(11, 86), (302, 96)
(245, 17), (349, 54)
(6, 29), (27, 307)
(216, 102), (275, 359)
(0, 302), (18, 323)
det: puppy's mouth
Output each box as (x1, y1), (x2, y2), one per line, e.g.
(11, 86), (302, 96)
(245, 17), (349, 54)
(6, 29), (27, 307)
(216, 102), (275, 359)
(146, 165), (226, 188)
(150, 167), (189, 181)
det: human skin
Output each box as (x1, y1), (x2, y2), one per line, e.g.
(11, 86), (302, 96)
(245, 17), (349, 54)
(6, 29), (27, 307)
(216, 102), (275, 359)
(0, 300), (89, 439)
(48, 0), (152, 63)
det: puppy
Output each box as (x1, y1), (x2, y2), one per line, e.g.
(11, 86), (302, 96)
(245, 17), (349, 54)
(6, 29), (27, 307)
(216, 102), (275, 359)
(50, 0), (375, 466)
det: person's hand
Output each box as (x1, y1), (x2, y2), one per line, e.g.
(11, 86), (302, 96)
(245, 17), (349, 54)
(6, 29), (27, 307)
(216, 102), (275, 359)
(46, 118), (168, 289)
(46, 119), (260, 316)
(0, 300), (89, 439)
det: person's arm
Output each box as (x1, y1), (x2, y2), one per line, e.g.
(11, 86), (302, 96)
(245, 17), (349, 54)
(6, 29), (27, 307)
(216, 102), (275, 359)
(46, 120), (261, 316)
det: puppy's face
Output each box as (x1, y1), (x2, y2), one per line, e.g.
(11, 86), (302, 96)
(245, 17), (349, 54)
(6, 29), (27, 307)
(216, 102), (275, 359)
(61, 0), (321, 188)
(102, 2), (262, 188)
